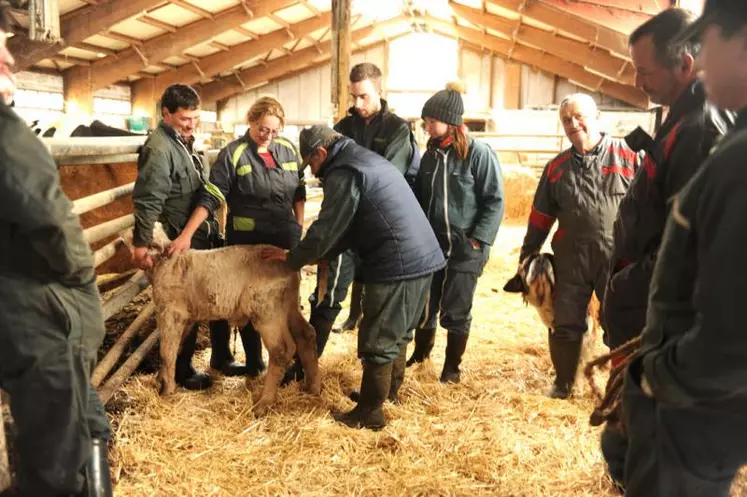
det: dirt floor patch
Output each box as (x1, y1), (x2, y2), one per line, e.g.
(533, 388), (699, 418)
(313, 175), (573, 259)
(103, 223), (747, 496)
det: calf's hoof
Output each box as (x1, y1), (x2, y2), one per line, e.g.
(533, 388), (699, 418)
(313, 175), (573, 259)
(176, 370), (213, 391)
(304, 375), (322, 395)
(253, 399), (272, 417)
(159, 381), (177, 397)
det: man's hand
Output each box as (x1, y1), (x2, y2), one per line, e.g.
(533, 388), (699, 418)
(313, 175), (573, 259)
(167, 233), (192, 257)
(133, 246), (154, 270)
(641, 373), (654, 398)
(468, 238), (481, 250)
(261, 247), (288, 262)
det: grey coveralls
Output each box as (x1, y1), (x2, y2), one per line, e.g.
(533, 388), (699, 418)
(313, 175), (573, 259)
(519, 133), (638, 342)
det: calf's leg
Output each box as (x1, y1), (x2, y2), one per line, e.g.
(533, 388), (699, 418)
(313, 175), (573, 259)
(158, 310), (192, 396)
(252, 320), (295, 416)
(289, 309), (321, 395)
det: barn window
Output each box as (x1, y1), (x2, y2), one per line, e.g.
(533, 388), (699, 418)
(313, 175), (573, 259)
(93, 97), (132, 116)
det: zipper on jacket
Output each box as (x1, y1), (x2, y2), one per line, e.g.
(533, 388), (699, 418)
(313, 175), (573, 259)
(441, 150), (452, 257)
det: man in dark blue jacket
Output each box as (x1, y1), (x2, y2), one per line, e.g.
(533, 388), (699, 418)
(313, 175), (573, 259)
(263, 125), (445, 430)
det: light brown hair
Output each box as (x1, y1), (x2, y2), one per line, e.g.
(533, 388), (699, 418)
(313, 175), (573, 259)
(246, 96), (285, 127)
(447, 125), (469, 161)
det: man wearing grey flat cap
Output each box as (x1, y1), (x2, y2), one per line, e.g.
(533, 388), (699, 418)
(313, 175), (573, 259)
(262, 125), (445, 430)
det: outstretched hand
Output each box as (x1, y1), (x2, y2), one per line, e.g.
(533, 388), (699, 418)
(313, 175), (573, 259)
(261, 247), (288, 262)
(167, 233), (192, 257)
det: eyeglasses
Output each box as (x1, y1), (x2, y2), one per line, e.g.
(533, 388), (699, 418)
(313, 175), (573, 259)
(256, 125), (282, 137)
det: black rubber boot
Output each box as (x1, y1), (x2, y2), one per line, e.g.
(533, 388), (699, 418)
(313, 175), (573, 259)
(175, 325), (212, 390)
(334, 361), (392, 431)
(349, 344), (408, 403)
(405, 327), (436, 367)
(82, 438), (113, 497)
(440, 332), (468, 384)
(209, 321), (247, 376)
(546, 332), (583, 399)
(333, 281), (363, 333)
(240, 324), (266, 378)
(281, 308), (336, 386)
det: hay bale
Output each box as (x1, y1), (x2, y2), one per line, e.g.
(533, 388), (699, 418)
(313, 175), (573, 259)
(502, 165), (538, 222)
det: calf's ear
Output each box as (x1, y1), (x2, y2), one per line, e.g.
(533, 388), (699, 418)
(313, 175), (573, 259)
(503, 273), (525, 293)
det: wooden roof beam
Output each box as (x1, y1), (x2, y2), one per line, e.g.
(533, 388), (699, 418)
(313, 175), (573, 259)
(169, 0), (213, 19)
(234, 26), (260, 40)
(73, 43), (119, 57)
(428, 19), (647, 108)
(134, 11), (332, 98)
(64, 0), (296, 97)
(199, 18), (408, 104)
(485, 0), (630, 57)
(450, 2), (634, 85)
(138, 14), (177, 33)
(9, 0), (166, 71)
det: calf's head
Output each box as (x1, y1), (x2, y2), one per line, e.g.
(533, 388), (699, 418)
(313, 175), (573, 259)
(503, 253), (556, 309)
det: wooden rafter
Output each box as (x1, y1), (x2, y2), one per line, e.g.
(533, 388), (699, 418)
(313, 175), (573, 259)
(63, 0), (295, 97)
(169, 0), (213, 19)
(102, 31), (145, 47)
(234, 26), (260, 40)
(9, 0), (164, 71)
(209, 41), (231, 52)
(302, 0), (323, 17)
(428, 18), (647, 108)
(73, 43), (119, 57)
(138, 15), (177, 33)
(132, 11), (333, 99)
(451, 2), (634, 85)
(485, 0), (630, 57)
(198, 18), (408, 104)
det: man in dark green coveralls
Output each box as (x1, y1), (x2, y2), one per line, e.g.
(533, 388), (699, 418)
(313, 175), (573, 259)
(132, 84), (245, 389)
(0, 8), (112, 496)
(622, 1), (747, 495)
(263, 126), (445, 430)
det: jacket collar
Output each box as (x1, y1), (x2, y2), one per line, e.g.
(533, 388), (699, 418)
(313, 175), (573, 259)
(658, 79), (705, 136)
(241, 131), (283, 155)
(346, 98), (390, 124)
(317, 137), (351, 178)
(158, 121), (195, 150)
(571, 132), (609, 162)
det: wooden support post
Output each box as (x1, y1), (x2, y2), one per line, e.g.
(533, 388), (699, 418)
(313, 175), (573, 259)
(331, 0), (351, 121)
(504, 60), (522, 109)
(100, 270), (149, 321)
(0, 393), (9, 493)
(98, 329), (160, 405)
(92, 302), (155, 387)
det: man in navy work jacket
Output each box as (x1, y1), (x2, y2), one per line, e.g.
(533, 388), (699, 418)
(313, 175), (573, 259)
(263, 125), (444, 431)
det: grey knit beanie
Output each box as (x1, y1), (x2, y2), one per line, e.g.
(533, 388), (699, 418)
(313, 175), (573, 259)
(421, 81), (466, 126)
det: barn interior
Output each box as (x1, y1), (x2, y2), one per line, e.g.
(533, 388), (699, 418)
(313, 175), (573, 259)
(3, 0), (746, 496)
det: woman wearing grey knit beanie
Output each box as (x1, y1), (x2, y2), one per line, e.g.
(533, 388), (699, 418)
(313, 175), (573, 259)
(407, 81), (506, 383)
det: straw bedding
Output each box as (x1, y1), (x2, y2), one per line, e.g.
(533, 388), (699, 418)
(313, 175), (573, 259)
(104, 199), (746, 496)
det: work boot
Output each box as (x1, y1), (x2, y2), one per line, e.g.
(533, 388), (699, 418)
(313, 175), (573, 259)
(241, 325), (266, 378)
(333, 281), (363, 333)
(281, 308), (336, 386)
(546, 332), (583, 399)
(81, 438), (113, 497)
(334, 361), (392, 431)
(440, 332), (468, 383)
(406, 327), (436, 367)
(349, 344), (408, 403)
(175, 325), (212, 390)
(209, 321), (247, 376)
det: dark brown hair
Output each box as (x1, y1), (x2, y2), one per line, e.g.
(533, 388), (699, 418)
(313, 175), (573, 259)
(349, 62), (382, 91)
